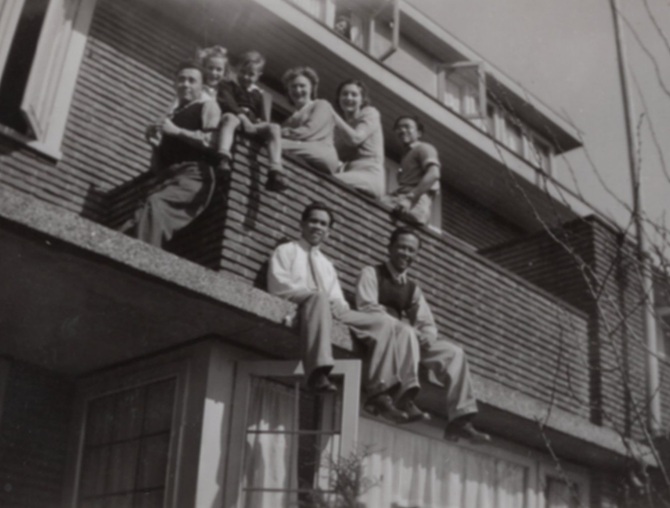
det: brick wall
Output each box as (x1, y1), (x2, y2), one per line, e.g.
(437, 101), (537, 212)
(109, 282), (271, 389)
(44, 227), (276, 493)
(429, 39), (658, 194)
(442, 187), (525, 250)
(0, 361), (75, 508)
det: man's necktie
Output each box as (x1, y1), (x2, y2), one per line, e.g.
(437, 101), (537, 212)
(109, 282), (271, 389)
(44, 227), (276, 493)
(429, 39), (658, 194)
(308, 249), (324, 292)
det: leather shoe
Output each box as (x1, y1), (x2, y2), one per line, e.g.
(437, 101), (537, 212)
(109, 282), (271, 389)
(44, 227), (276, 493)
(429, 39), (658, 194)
(364, 394), (408, 424)
(397, 400), (430, 422)
(266, 171), (288, 192)
(307, 372), (337, 393)
(444, 420), (491, 444)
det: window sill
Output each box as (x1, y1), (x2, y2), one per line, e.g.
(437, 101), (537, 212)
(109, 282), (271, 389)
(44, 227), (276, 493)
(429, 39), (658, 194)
(0, 124), (62, 162)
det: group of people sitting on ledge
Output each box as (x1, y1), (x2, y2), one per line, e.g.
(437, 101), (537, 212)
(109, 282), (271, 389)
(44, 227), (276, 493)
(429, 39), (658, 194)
(118, 47), (487, 443)
(269, 202), (490, 443)
(121, 46), (441, 247)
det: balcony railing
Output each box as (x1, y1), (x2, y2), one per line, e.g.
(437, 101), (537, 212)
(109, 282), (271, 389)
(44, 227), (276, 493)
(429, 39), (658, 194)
(102, 138), (590, 418)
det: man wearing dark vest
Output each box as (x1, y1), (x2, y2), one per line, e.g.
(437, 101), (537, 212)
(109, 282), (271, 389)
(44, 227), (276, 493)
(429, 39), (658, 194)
(356, 226), (491, 442)
(122, 61), (221, 247)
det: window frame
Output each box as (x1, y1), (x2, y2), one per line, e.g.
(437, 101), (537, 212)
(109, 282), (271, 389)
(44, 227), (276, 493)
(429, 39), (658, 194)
(538, 461), (591, 508)
(436, 61), (487, 120)
(224, 359), (361, 508)
(656, 306), (670, 360)
(0, 0), (98, 160)
(64, 358), (191, 508)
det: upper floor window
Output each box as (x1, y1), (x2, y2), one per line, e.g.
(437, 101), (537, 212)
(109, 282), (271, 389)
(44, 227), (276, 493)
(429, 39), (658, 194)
(0, 0), (96, 158)
(656, 307), (670, 360)
(438, 61), (486, 120)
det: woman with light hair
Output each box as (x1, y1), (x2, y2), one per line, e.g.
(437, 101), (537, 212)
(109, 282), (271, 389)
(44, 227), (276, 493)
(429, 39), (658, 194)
(281, 66), (339, 175)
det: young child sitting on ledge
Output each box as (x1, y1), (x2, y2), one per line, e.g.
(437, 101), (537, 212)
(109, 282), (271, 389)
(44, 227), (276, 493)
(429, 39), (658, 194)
(216, 51), (287, 192)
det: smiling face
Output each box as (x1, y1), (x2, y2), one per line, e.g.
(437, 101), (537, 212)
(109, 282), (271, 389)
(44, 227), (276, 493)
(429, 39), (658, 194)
(301, 209), (331, 247)
(338, 83), (363, 117)
(204, 56), (227, 87)
(288, 75), (313, 108)
(389, 232), (420, 273)
(394, 117), (421, 147)
(238, 63), (262, 90)
(175, 67), (203, 104)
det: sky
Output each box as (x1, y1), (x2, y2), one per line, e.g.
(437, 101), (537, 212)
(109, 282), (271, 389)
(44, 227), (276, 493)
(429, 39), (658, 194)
(412, 0), (670, 249)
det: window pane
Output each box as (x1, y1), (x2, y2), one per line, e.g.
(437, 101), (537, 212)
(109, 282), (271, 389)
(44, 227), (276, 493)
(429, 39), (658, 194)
(505, 120), (523, 154)
(79, 447), (110, 497)
(112, 387), (145, 441)
(136, 434), (170, 490)
(546, 476), (579, 508)
(77, 378), (177, 507)
(107, 441), (140, 493)
(0, 0), (49, 133)
(143, 378), (176, 434)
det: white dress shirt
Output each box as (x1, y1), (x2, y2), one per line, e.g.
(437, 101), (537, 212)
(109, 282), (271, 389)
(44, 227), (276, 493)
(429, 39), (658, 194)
(268, 239), (349, 309)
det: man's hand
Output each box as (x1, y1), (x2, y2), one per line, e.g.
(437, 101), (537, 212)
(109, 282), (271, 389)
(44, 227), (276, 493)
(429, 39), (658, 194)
(145, 124), (162, 147)
(330, 299), (349, 319)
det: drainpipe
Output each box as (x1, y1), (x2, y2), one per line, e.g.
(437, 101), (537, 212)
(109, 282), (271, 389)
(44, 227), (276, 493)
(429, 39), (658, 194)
(377, 0), (400, 62)
(610, 0), (661, 435)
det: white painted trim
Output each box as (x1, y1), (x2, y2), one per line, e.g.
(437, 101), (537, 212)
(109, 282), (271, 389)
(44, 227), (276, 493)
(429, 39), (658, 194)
(64, 353), (194, 508)
(224, 359), (361, 508)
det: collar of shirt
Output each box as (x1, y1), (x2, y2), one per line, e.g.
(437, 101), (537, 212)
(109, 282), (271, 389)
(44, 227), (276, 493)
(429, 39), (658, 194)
(385, 261), (408, 285)
(298, 238), (320, 254)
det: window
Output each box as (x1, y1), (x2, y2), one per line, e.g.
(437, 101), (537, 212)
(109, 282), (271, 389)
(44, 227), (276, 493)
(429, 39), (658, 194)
(656, 307), (670, 359)
(68, 358), (191, 508)
(225, 360), (361, 508)
(539, 464), (589, 508)
(437, 62), (486, 119)
(0, 0), (97, 158)
(529, 136), (553, 174)
(503, 116), (524, 155)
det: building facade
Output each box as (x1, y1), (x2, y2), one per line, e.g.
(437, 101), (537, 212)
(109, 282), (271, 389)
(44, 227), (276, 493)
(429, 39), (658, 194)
(0, 0), (667, 506)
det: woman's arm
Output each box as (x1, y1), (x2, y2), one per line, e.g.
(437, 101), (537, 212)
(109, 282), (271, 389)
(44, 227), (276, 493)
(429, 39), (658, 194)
(282, 100), (334, 141)
(334, 107), (380, 146)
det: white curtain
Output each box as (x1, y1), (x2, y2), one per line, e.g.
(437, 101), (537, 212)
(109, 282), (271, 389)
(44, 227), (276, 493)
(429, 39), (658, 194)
(358, 418), (527, 508)
(241, 378), (299, 508)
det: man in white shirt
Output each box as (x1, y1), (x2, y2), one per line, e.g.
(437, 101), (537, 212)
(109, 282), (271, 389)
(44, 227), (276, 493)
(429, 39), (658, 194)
(268, 203), (419, 422)
(356, 226), (491, 443)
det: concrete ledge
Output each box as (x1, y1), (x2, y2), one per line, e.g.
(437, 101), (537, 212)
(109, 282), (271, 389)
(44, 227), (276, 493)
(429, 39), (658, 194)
(0, 187), (654, 468)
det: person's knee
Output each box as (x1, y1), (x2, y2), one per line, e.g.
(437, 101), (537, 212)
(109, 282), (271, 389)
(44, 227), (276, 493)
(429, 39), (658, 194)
(222, 113), (240, 126)
(268, 123), (281, 138)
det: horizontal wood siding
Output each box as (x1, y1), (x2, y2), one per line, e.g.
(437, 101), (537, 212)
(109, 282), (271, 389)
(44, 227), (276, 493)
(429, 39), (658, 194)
(0, 362), (74, 508)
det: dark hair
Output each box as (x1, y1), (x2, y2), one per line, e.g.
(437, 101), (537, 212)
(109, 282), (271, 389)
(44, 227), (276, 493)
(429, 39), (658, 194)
(389, 226), (421, 248)
(238, 50), (266, 72)
(282, 66), (319, 103)
(301, 202), (335, 228)
(175, 61), (204, 80)
(393, 115), (424, 134)
(335, 79), (371, 115)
